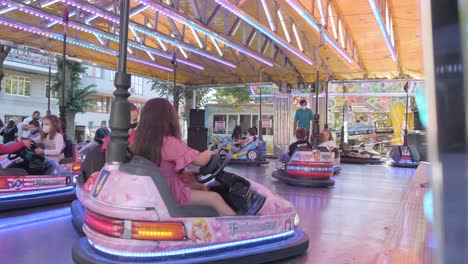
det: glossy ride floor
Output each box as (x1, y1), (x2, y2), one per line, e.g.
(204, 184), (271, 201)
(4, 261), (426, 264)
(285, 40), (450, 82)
(0, 162), (429, 264)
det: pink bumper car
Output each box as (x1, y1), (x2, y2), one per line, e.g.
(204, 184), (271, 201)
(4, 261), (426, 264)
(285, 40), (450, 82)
(72, 154), (309, 263)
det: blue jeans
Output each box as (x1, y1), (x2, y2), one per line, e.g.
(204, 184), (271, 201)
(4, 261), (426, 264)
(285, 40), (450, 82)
(24, 151), (59, 175)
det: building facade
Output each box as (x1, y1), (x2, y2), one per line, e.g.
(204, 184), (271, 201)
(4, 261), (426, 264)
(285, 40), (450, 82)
(0, 47), (160, 142)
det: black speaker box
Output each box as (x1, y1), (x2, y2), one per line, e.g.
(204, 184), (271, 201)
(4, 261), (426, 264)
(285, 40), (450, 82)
(188, 127), (208, 152)
(190, 109), (205, 127)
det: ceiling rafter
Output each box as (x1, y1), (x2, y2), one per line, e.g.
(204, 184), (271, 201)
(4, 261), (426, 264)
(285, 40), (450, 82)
(214, 0), (313, 66)
(138, 0), (275, 66)
(50, 0), (239, 68)
(328, 0), (367, 73)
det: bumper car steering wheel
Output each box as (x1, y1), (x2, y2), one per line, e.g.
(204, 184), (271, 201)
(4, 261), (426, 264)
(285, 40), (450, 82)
(196, 153), (230, 183)
(7, 140), (38, 160)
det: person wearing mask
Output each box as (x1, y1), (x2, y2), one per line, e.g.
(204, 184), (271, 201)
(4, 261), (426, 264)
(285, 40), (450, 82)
(18, 111), (41, 138)
(34, 115), (65, 163)
(294, 100), (313, 143)
(132, 98), (235, 216)
(94, 121), (110, 143)
(0, 120), (18, 144)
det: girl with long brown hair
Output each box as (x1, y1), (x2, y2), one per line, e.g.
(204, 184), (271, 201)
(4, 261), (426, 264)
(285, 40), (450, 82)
(34, 115), (65, 163)
(132, 98), (235, 216)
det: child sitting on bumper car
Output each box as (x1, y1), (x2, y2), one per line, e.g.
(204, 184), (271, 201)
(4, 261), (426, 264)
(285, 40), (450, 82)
(132, 98), (236, 216)
(280, 128), (312, 162)
(230, 127), (256, 153)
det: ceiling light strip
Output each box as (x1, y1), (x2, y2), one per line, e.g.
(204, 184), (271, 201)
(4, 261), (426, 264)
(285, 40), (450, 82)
(178, 46), (188, 59)
(283, 0), (353, 63)
(0, 18), (173, 72)
(211, 37), (223, 57)
(61, 0), (236, 68)
(277, 10), (291, 43)
(3, 0), (204, 70)
(190, 26), (204, 49)
(135, 0), (273, 66)
(214, 0), (312, 65)
(260, 0), (276, 31)
(317, 0), (326, 26)
(292, 24), (303, 52)
(368, 0), (396, 61)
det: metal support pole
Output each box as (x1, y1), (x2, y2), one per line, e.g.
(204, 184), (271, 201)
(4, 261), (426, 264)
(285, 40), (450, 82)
(59, 7), (68, 134)
(325, 83), (329, 129)
(259, 71), (263, 140)
(312, 70), (320, 147)
(340, 87), (346, 149)
(193, 89), (197, 109)
(47, 64), (51, 116)
(403, 82), (409, 146)
(107, 0), (131, 163)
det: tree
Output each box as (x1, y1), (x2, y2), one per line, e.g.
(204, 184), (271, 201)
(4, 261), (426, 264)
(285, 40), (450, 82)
(52, 58), (96, 142)
(150, 80), (211, 117)
(150, 80), (184, 115)
(0, 45), (11, 93)
(214, 87), (252, 104)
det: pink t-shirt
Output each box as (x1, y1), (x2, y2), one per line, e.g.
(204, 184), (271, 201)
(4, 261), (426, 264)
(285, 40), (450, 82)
(159, 136), (199, 205)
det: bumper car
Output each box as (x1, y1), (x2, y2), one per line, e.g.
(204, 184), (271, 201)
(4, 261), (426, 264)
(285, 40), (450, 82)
(272, 149), (335, 187)
(340, 146), (384, 164)
(386, 144), (420, 168)
(0, 141), (80, 211)
(220, 139), (269, 165)
(72, 153), (308, 264)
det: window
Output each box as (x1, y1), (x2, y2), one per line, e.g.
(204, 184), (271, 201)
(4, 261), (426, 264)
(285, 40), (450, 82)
(261, 115), (274, 135)
(45, 80), (59, 99)
(87, 97), (109, 113)
(109, 70), (115, 81)
(239, 115), (252, 133)
(85, 66), (102, 78)
(4, 75), (31, 96)
(4, 115), (26, 125)
(130, 76), (144, 96)
(212, 115), (227, 134)
(227, 115), (238, 134)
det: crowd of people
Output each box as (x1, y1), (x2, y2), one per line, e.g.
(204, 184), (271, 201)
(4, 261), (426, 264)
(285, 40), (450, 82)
(1, 98), (338, 217)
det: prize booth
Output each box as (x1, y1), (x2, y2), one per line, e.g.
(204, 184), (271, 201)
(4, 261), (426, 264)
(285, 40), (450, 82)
(327, 80), (424, 155)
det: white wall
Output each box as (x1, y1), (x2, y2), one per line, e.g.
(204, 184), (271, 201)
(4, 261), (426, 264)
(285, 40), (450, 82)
(0, 68), (59, 121)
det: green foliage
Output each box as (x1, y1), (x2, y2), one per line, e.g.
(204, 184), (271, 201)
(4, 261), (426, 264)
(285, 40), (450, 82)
(150, 80), (212, 110)
(214, 87), (252, 104)
(52, 58), (96, 114)
(150, 79), (184, 105)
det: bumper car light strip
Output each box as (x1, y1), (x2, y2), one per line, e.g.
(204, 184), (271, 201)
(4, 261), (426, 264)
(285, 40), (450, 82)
(90, 230), (295, 258)
(0, 185), (74, 199)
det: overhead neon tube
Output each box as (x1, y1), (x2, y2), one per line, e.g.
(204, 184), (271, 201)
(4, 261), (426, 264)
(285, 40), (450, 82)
(260, 0), (276, 31)
(277, 10), (291, 43)
(283, 0), (353, 63)
(61, 0), (237, 68)
(214, 0), (313, 65)
(135, 0), (274, 66)
(0, 18), (173, 72)
(3, 0), (205, 70)
(368, 0), (397, 61)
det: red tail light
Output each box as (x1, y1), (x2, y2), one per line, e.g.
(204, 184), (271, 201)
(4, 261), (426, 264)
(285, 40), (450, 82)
(84, 210), (124, 237)
(84, 210), (186, 241)
(0, 178), (8, 189)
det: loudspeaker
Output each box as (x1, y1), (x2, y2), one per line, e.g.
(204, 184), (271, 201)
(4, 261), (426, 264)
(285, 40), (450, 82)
(188, 127), (208, 152)
(190, 109), (205, 127)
